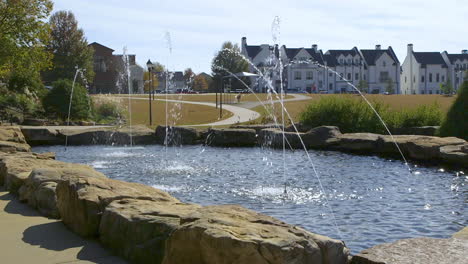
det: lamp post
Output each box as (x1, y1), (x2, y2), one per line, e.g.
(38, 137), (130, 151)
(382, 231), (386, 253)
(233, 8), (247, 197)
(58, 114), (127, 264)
(146, 60), (153, 126)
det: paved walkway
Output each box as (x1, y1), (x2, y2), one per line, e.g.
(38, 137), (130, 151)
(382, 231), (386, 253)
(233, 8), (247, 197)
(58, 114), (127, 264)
(0, 187), (127, 264)
(111, 93), (311, 127)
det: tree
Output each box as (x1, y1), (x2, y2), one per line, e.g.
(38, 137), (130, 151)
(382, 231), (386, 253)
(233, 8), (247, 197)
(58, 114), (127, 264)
(0, 0), (53, 92)
(385, 79), (395, 94)
(439, 81), (467, 140)
(440, 79), (454, 95)
(183, 68), (195, 89)
(356, 80), (368, 93)
(42, 79), (92, 120)
(42, 11), (94, 85)
(193, 75), (208, 92)
(211, 42), (250, 91)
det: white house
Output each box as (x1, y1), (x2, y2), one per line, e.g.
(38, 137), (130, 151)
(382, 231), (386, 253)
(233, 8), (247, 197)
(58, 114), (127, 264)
(360, 45), (400, 94)
(322, 48), (365, 93)
(441, 50), (468, 92)
(401, 44), (449, 94)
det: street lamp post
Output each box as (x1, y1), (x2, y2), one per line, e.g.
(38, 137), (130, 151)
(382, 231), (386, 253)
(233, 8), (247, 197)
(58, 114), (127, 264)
(146, 60), (153, 126)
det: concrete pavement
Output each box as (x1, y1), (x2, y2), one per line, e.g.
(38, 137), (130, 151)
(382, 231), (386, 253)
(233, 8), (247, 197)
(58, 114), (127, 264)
(0, 187), (127, 264)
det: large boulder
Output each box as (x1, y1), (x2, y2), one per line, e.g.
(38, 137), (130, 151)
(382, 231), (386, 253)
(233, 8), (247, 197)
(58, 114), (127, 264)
(56, 176), (179, 237)
(20, 127), (64, 146)
(163, 205), (350, 264)
(351, 237), (468, 264)
(0, 140), (31, 153)
(99, 199), (201, 264)
(19, 167), (107, 218)
(207, 128), (257, 147)
(302, 126), (342, 148)
(334, 133), (383, 153)
(61, 125), (156, 145)
(258, 128), (304, 149)
(155, 126), (200, 145)
(0, 152), (86, 194)
(0, 126), (31, 152)
(439, 144), (468, 167)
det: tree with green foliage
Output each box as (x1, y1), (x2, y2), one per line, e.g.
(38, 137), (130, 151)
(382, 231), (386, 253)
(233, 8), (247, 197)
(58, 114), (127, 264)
(357, 80), (368, 93)
(42, 79), (92, 120)
(439, 81), (467, 140)
(193, 74), (208, 91)
(440, 78), (454, 95)
(184, 68), (195, 89)
(0, 0), (53, 92)
(211, 42), (250, 91)
(42, 10), (94, 85)
(385, 79), (395, 94)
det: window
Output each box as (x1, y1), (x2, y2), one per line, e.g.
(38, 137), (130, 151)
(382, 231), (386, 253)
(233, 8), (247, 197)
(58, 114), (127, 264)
(329, 83), (333, 90)
(429, 90), (433, 94)
(442, 75), (445, 82)
(340, 59), (344, 64)
(319, 81), (323, 88)
(340, 73), (344, 80)
(405, 76), (407, 83)
(380, 71), (389, 82)
(348, 59), (351, 64)
(413, 75), (416, 83)
(306, 71), (313, 80)
(421, 75), (425, 82)
(294, 71), (302, 80)
(355, 73), (359, 80)
(364, 74), (366, 80)
(429, 73), (433, 82)
(383, 61), (386, 67)
(347, 73), (351, 80)
(329, 73), (333, 77)
(300, 57), (307, 61)
(436, 73), (440, 82)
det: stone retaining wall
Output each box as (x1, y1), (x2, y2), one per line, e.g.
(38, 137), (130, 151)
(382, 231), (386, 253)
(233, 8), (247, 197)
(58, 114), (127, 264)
(0, 126), (351, 264)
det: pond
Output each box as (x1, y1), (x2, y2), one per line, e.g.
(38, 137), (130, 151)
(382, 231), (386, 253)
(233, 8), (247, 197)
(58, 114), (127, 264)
(33, 145), (467, 253)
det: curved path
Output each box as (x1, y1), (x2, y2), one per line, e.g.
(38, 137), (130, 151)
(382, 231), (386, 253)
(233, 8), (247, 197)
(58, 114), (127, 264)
(109, 93), (311, 127)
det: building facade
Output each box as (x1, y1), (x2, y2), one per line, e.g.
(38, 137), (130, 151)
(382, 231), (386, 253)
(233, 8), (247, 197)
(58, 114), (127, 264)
(89, 42), (144, 94)
(401, 44), (449, 95)
(442, 50), (468, 92)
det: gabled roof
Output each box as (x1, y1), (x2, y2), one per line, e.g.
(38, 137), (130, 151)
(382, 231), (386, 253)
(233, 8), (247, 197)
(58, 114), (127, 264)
(283, 47), (324, 64)
(413, 52), (448, 68)
(245, 45), (262, 59)
(360, 47), (399, 66)
(173, 71), (184, 81)
(446, 53), (468, 64)
(89, 42), (114, 52)
(324, 48), (361, 67)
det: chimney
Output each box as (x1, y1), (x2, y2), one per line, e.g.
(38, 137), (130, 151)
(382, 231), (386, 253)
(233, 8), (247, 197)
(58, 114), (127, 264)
(241, 37), (247, 47)
(462, 49), (468, 54)
(375, 45), (381, 50)
(407, 44), (413, 54)
(312, 44), (318, 52)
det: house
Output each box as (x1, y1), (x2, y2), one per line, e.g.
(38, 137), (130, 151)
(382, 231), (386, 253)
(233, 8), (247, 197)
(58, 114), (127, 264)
(154, 71), (186, 93)
(88, 42), (144, 94)
(400, 44), (449, 94)
(360, 45), (400, 94)
(441, 50), (468, 92)
(323, 48), (365, 93)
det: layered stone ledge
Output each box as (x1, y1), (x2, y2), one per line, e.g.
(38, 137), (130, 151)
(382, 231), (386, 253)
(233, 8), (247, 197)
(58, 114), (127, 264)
(0, 126), (350, 264)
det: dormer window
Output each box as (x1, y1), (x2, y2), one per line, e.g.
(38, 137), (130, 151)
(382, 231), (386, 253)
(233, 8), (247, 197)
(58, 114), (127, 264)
(383, 61), (386, 67)
(340, 59), (344, 64)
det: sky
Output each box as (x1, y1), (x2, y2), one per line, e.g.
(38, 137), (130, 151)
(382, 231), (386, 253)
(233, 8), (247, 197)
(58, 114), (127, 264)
(53, 0), (467, 74)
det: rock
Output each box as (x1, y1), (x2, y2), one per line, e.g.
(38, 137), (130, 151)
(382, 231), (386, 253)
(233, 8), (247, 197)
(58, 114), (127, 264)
(207, 128), (257, 147)
(56, 176), (179, 237)
(351, 237), (468, 264)
(231, 124), (281, 134)
(61, 125), (156, 145)
(22, 118), (48, 126)
(155, 126), (200, 145)
(20, 127), (64, 146)
(18, 167), (107, 218)
(79, 121), (95, 126)
(0, 126), (27, 143)
(99, 199), (201, 263)
(392, 126), (440, 136)
(452, 226), (468, 240)
(335, 133), (383, 153)
(258, 128), (304, 149)
(302, 126), (342, 148)
(33, 152), (56, 160)
(404, 136), (465, 160)
(285, 122), (313, 133)
(163, 205), (350, 264)
(0, 152), (92, 194)
(0, 140), (31, 153)
(439, 144), (468, 167)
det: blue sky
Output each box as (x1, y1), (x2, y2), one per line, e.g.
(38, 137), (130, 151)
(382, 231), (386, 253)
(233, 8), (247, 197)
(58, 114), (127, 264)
(54, 0), (467, 74)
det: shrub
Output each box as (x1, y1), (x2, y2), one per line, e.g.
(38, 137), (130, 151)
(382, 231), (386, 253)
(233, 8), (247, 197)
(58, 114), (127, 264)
(42, 79), (91, 120)
(95, 101), (122, 122)
(439, 81), (467, 140)
(299, 96), (444, 134)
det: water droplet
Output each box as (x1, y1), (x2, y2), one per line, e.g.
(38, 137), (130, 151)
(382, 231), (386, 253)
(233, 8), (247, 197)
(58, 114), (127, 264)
(424, 204), (432, 210)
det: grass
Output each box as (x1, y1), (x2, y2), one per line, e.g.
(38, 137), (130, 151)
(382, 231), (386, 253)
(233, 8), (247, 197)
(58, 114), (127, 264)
(94, 96), (233, 128)
(251, 94), (456, 125)
(110, 93), (293, 102)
